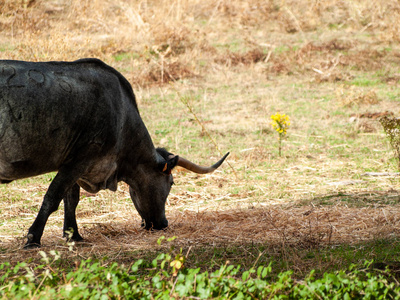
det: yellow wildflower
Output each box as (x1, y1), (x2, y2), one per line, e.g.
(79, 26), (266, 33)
(270, 113), (290, 136)
(270, 113), (290, 156)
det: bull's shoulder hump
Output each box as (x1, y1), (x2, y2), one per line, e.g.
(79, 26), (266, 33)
(71, 58), (139, 112)
(71, 58), (123, 79)
(71, 58), (116, 72)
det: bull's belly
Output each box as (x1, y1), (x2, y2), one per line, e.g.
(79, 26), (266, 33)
(0, 134), (66, 181)
(77, 160), (118, 193)
(0, 118), (75, 180)
(0, 154), (118, 194)
(0, 158), (57, 182)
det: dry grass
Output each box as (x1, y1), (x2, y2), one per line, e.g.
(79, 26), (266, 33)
(1, 0), (400, 272)
(1, 191), (400, 271)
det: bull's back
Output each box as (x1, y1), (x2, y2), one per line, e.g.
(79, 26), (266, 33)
(0, 59), (124, 180)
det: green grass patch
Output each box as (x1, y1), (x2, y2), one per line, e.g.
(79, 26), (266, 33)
(113, 52), (140, 62)
(350, 77), (381, 87)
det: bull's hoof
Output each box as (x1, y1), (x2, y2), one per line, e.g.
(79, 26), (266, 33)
(24, 233), (41, 249)
(23, 242), (41, 249)
(63, 230), (84, 242)
(67, 234), (84, 242)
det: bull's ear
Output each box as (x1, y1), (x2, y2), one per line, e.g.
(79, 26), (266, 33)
(159, 155), (179, 175)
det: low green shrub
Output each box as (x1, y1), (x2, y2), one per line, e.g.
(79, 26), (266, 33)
(0, 250), (399, 299)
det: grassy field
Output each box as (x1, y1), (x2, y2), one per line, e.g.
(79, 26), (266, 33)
(1, 0), (400, 282)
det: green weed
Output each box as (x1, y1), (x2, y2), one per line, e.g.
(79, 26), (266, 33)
(0, 251), (399, 299)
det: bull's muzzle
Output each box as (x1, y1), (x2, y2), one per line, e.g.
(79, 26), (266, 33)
(142, 218), (168, 230)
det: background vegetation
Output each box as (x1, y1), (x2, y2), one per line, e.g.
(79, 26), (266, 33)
(1, 0), (400, 297)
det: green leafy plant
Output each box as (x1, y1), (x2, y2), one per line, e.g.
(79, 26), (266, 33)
(380, 116), (400, 170)
(270, 112), (291, 156)
(1, 256), (399, 299)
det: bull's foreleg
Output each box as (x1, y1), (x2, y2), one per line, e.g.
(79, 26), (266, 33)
(25, 196), (62, 248)
(25, 169), (78, 249)
(63, 183), (83, 242)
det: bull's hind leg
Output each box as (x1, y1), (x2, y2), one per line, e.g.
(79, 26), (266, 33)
(63, 183), (83, 242)
(25, 168), (78, 249)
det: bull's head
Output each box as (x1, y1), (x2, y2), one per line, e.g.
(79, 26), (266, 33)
(129, 148), (229, 230)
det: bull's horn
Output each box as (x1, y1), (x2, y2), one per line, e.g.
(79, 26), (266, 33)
(177, 152), (229, 174)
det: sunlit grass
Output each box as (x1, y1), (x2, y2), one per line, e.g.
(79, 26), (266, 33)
(0, 0), (400, 282)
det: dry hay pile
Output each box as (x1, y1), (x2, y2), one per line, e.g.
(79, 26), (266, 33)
(83, 204), (400, 249)
(1, 200), (399, 263)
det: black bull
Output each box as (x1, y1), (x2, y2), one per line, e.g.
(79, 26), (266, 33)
(0, 58), (229, 248)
